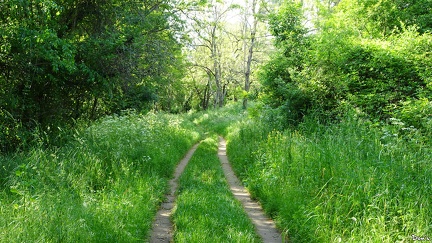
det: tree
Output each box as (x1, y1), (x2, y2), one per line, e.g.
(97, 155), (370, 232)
(178, 0), (275, 110)
(259, 0), (432, 129)
(242, 0), (259, 109)
(177, 0), (236, 109)
(332, 0), (432, 37)
(0, 0), (186, 151)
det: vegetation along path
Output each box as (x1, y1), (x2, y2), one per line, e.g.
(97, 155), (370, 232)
(149, 137), (282, 242)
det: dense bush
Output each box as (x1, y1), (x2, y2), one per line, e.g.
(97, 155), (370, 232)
(259, 1), (432, 131)
(0, 0), (185, 153)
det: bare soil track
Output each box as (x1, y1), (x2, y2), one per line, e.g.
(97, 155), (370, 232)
(149, 143), (199, 243)
(217, 137), (282, 243)
(148, 138), (283, 243)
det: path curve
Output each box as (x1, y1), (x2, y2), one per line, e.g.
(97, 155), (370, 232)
(148, 143), (199, 243)
(218, 137), (283, 243)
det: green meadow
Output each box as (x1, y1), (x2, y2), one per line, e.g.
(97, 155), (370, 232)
(1, 103), (431, 242)
(227, 108), (432, 242)
(0, 113), (199, 242)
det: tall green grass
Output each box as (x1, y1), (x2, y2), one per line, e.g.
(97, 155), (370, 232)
(228, 114), (432, 242)
(189, 102), (247, 136)
(173, 136), (260, 242)
(0, 112), (200, 242)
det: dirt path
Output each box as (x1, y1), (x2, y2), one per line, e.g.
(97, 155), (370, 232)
(148, 143), (199, 243)
(149, 138), (283, 242)
(217, 137), (283, 243)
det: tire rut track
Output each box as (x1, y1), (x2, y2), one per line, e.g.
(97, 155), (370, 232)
(217, 137), (283, 243)
(149, 138), (283, 242)
(149, 143), (199, 243)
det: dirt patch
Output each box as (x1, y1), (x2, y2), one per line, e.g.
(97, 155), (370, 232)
(148, 143), (199, 243)
(218, 137), (283, 243)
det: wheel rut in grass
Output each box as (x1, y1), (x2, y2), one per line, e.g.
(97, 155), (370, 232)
(150, 138), (282, 243)
(149, 143), (199, 243)
(218, 137), (283, 243)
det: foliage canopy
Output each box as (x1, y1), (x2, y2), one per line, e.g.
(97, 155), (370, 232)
(259, 0), (432, 132)
(0, 0), (185, 152)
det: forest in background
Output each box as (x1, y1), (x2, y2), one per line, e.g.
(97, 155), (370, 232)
(1, 0), (275, 152)
(2, 0), (432, 153)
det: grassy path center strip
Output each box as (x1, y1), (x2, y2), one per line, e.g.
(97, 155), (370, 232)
(218, 137), (283, 243)
(149, 143), (199, 242)
(173, 136), (260, 242)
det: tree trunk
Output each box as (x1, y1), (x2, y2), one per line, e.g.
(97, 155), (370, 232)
(211, 7), (224, 108)
(243, 0), (258, 110)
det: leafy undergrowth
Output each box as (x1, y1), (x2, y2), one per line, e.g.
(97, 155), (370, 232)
(227, 114), (432, 242)
(173, 135), (260, 242)
(0, 112), (200, 242)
